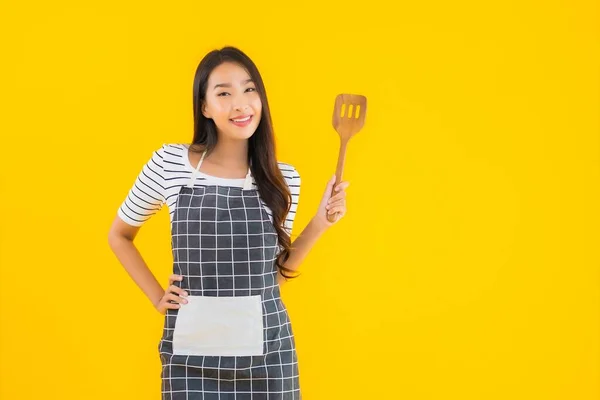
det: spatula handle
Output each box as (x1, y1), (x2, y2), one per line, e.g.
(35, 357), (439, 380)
(327, 139), (348, 223)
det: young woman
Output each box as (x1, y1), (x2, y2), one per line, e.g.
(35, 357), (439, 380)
(108, 46), (349, 399)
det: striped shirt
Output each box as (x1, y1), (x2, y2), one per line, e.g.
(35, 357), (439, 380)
(117, 143), (301, 234)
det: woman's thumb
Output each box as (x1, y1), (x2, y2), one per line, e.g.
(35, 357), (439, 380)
(328, 174), (336, 187)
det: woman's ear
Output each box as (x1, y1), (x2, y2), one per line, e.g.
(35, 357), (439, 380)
(201, 101), (211, 119)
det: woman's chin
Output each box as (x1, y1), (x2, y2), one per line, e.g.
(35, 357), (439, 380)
(223, 130), (257, 141)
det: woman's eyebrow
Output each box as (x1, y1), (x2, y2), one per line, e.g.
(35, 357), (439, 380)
(213, 78), (254, 90)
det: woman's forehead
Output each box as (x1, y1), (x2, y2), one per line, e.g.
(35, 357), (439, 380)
(209, 62), (252, 85)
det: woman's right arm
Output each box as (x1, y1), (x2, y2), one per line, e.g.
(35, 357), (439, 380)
(108, 216), (188, 314)
(107, 216), (167, 309)
(109, 144), (188, 313)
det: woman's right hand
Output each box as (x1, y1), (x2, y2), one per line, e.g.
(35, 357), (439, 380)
(154, 274), (189, 315)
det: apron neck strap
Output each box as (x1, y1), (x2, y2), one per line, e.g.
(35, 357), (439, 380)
(187, 150), (253, 190)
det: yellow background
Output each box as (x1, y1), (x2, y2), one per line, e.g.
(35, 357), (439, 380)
(1, 0), (598, 399)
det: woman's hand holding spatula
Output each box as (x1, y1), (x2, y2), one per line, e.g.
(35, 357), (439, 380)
(312, 175), (350, 229)
(311, 93), (367, 230)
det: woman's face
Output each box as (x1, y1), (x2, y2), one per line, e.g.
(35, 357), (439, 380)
(202, 61), (262, 141)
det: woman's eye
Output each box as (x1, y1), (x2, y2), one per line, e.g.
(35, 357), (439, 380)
(217, 88), (255, 97)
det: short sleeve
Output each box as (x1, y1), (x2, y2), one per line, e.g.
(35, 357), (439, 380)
(283, 165), (301, 235)
(117, 144), (167, 227)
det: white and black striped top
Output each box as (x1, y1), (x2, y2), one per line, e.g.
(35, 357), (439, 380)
(117, 143), (301, 233)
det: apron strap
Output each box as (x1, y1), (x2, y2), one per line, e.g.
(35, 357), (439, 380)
(187, 149), (253, 190)
(186, 149), (207, 188)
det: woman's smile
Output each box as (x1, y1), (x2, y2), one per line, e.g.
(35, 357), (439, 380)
(230, 114), (253, 127)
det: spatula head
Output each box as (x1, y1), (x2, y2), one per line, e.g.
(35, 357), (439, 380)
(332, 93), (367, 139)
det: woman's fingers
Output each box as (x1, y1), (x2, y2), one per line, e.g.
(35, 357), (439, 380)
(327, 190), (347, 204)
(158, 277), (188, 312)
(166, 284), (188, 306)
(333, 181), (350, 194)
(169, 284), (188, 298)
(155, 275), (185, 314)
(327, 199), (347, 215)
(326, 199), (346, 211)
(168, 274), (183, 286)
(165, 292), (188, 305)
(327, 206), (346, 215)
(163, 301), (182, 310)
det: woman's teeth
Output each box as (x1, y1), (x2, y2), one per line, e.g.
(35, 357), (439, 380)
(230, 115), (253, 127)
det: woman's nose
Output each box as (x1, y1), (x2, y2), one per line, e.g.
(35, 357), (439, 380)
(234, 103), (250, 111)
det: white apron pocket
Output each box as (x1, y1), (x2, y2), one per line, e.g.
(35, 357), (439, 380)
(172, 294), (264, 356)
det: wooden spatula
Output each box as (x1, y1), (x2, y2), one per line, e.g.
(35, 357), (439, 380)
(327, 93), (367, 223)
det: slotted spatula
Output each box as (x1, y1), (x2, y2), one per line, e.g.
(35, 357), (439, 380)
(327, 93), (368, 223)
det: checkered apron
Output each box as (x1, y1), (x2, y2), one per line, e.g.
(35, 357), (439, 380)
(158, 150), (301, 399)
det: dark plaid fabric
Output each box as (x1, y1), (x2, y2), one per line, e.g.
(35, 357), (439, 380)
(158, 184), (300, 399)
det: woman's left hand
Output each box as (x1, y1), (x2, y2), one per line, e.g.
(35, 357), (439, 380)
(313, 174), (350, 230)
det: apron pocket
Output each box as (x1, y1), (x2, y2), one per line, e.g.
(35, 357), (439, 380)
(172, 294), (264, 356)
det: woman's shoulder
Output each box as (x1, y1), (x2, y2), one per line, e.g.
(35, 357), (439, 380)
(158, 143), (201, 160)
(276, 161), (299, 176)
(147, 142), (186, 157)
(147, 143), (192, 172)
(161, 142), (189, 153)
(276, 161), (301, 192)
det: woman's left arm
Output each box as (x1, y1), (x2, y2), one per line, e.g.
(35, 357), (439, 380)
(278, 175), (350, 285)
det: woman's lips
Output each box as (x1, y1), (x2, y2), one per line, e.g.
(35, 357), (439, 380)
(230, 115), (253, 127)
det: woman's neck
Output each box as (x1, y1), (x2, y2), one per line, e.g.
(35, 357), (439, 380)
(206, 139), (249, 170)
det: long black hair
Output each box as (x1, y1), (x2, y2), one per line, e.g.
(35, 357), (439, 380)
(189, 46), (298, 280)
